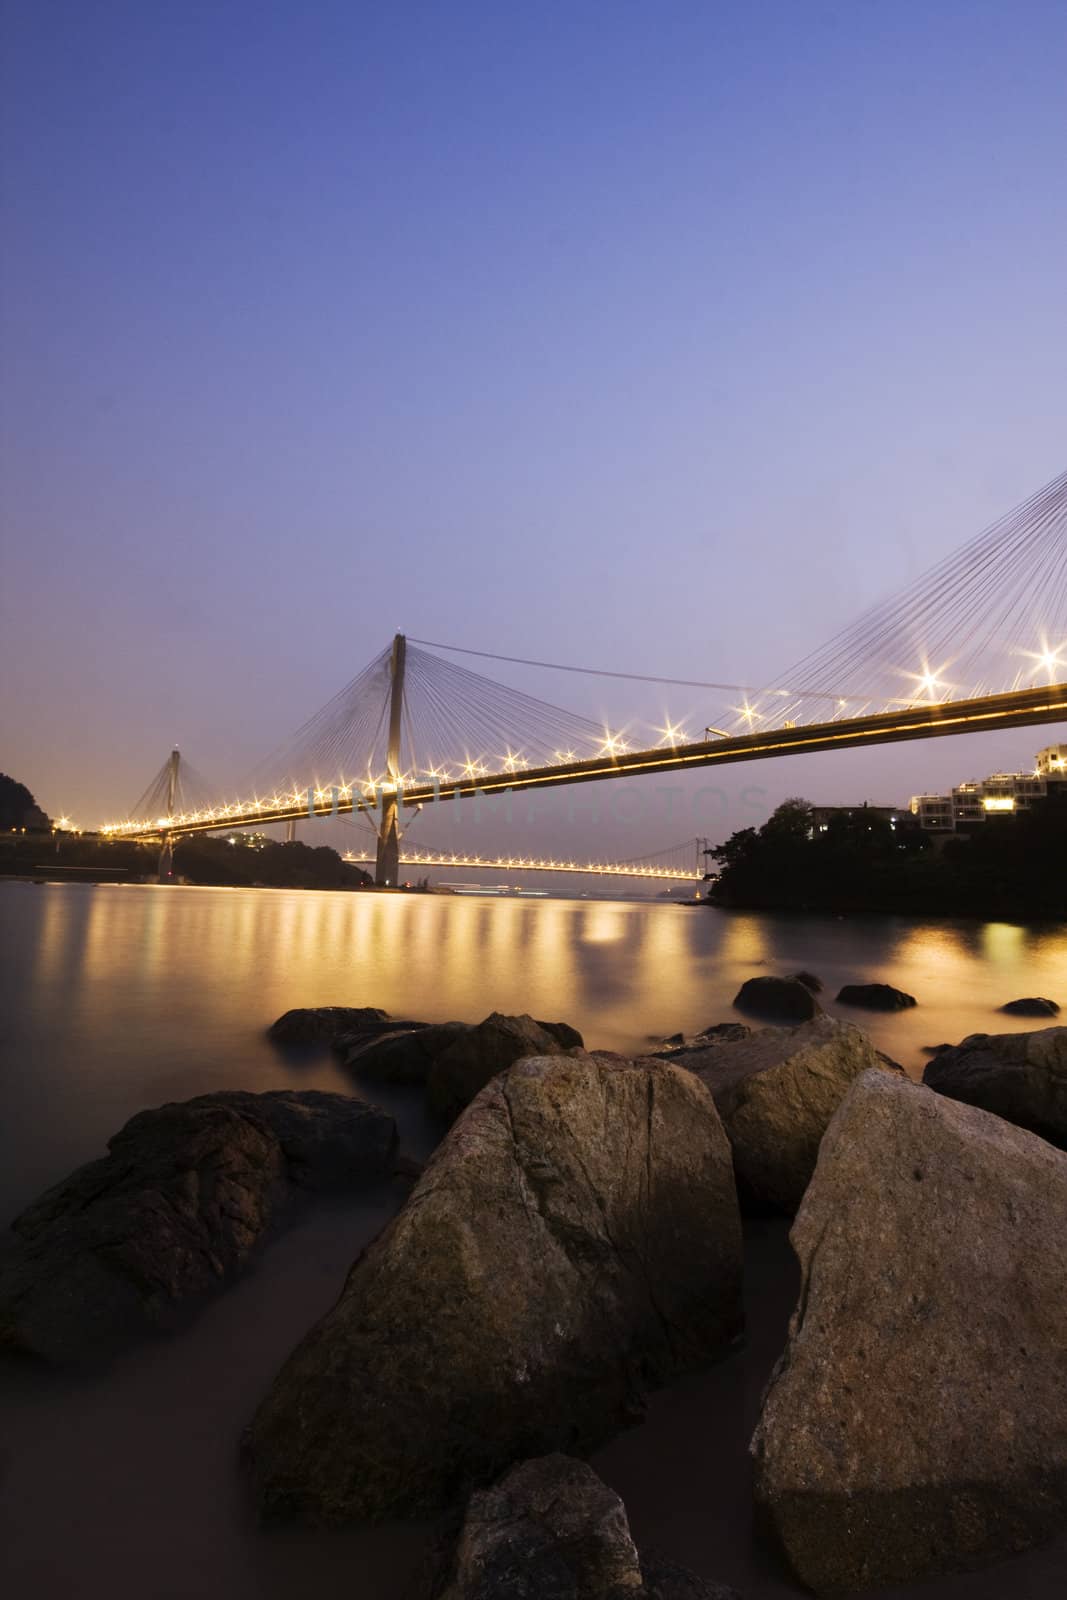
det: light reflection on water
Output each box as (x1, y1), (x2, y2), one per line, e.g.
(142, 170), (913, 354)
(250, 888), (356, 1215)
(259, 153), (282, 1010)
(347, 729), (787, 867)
(3, 881), (1066, 1218)
(1, 882), (1066, 1600)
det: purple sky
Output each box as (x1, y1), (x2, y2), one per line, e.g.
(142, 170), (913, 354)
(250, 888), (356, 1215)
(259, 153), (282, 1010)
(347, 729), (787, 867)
(2, 1), (1065, 864)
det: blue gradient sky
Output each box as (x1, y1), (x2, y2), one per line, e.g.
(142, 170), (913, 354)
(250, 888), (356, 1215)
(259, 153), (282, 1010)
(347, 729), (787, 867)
(2, 1), (1065, 859)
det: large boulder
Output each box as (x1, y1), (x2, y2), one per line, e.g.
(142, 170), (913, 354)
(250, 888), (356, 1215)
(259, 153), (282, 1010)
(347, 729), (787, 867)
(434, 1453), (643, 1599)
(268, 1005), (391, 1043)
(536, 1020), (586, 1050)
(732, 977), (818, 1023)
(650, 1024), (751, 1061)
(999, 997), (1060, 1017)
(432, 1454), (740, 1600)
(0, 1090), (397, 1364)
(923, 1026), (1067, 1149)
(639, 1559), (740, 1600)
(682, 1017), (899, 1213)
(345, 1021), (473, 1083)
(427, 1012), (583, 1120)
(789, 970), (822, 993)
(751, 1069), (1067, 1591)
(244, 1055), (743, 1523)
(835, 981), (916, 1011)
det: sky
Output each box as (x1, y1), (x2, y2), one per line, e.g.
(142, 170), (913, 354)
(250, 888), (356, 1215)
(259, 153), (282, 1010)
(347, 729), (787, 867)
(2, 0), (1065, 866)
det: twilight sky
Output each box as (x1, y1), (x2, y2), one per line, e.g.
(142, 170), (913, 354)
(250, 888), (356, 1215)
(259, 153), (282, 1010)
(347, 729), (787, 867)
(2, 0), (1065, 864)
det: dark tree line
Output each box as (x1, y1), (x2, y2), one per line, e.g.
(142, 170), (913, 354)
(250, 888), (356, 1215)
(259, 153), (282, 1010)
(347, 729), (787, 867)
(709, 792), (1067, 920)
(0, 772), (46, 830)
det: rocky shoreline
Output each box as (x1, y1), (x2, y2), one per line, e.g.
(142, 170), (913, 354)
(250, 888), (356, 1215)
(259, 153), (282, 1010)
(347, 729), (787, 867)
(2, 976), (1065, 1597)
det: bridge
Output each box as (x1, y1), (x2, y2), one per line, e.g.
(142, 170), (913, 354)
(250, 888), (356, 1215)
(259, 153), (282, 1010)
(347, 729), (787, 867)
(99, 467), (1067, 883)
(339, 838), (710, 884)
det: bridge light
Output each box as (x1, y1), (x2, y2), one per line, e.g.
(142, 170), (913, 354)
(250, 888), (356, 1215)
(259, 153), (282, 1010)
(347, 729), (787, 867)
(731, 701), (762, 726)
(656, 719), (688, 748)
(1019, 639), (1066, 682)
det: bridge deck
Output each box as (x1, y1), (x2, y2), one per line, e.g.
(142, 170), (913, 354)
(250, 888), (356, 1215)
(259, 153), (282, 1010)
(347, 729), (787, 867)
(103, 679), (1066, 841)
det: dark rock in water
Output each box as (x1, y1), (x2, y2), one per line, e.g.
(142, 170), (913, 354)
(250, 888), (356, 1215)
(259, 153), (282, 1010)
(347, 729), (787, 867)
(835, 982), (916, 1010)
(921, 1043), (953, 1055)
(0, 1090), (397, 1364)
(333, 1018), (430, 1056)
(345, 1021), (473, 1083)
(536, 1020), (585, 1050)
(641, 1555), (742, 1599)
(923, 1026), (1067, 1149)
(427, 1012), (582, 1120)
(999, 996), (1060, 1017)
(244, 1054), (743, 1523)
(268, 1005), (390, 1043)
(649, 1025), (751, 1064)
(733, 977), (819, 1023)
(751, 1069), (1067, 1591)
(430, 1454), (741, 1600)
(687, 1016), (901, 1214)
(432, 1453), (642, 1598)
(699, 1023), (752, 1044)
(789, 970), (822, 993)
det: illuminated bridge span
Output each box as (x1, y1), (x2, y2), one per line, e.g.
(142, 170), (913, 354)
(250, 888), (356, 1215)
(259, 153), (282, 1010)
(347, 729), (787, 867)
(340, 838), (709, 883)
(101, 467), (1067, 882)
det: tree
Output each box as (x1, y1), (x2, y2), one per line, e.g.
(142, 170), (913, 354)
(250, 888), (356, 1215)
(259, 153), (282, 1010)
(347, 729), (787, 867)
(0, 772), (46, 830)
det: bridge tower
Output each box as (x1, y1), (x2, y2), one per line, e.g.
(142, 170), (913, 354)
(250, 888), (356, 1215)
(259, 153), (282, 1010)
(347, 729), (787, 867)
(376, 633), (406, 886)
(158, 747), (180, 883)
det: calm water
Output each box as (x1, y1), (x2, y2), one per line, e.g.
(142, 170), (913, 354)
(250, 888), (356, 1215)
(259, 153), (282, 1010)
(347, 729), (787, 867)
(2, 882), (1065, 1600)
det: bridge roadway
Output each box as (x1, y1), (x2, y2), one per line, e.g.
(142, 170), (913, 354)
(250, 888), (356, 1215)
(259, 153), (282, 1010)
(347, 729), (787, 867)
(340, 849), (699, 880)
(106, 679), (1067, 842)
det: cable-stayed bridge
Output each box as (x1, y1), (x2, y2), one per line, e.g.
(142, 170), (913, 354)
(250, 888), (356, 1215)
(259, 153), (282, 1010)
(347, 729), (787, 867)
(100, 468), (1067, 883)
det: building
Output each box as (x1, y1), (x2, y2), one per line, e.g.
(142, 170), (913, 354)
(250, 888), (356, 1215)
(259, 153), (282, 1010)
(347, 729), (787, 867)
(810, 802), (906, 836)
(910, 744), (1067, 833)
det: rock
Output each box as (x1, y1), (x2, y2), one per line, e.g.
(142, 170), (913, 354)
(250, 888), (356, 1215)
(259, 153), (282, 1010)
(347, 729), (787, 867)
(0, 1090), (397, 1364)
(427, 1012), (581, 1120)
(537, 1020), (585, 1050)
(923, 1026), (1067, 1149)
(433, 1453), (643, 1598)
(333, 1017), (430, 1055)
(268, 1005), (390, 1043)
(430, 1454), (740, 1600)
(688, 1016), (900, 1213)
(245, 1054), (743, 1523)
(649, 1024), (751, 1065)
(639, 1557), (741, 1599)
(345, 1021), (473, 1083)
(751, 1069), (1067, 1591)
(999, 997), (1061, 1017)
(789, 971), (822, 993)
(732, 977), (819, 1023)
(834, 981), (916, 1010)
(699, 1024), (751, 1044)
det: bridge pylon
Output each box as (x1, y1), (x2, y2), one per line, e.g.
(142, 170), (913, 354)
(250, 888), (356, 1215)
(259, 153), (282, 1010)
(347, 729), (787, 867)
(158, 748), (181, 882)
(376, 633), (406, 886)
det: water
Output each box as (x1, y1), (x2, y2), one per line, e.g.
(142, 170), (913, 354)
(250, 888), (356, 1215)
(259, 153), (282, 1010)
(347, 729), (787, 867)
(1, 881), (1065, 1599)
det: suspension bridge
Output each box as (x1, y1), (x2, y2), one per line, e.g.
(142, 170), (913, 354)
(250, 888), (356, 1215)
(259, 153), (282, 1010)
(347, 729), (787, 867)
(99, 467), (1067, 883)
(339, 838), (710, 883)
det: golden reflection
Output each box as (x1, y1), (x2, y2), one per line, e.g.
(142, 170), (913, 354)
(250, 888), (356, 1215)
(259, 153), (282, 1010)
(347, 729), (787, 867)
(715, 913), (772, 968)
(980, 922), (1026, 964)
(581, 904), (627, 944)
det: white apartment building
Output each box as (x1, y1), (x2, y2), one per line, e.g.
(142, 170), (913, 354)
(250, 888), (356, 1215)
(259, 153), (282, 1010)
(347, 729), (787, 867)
(910, 744), (1067, 832)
